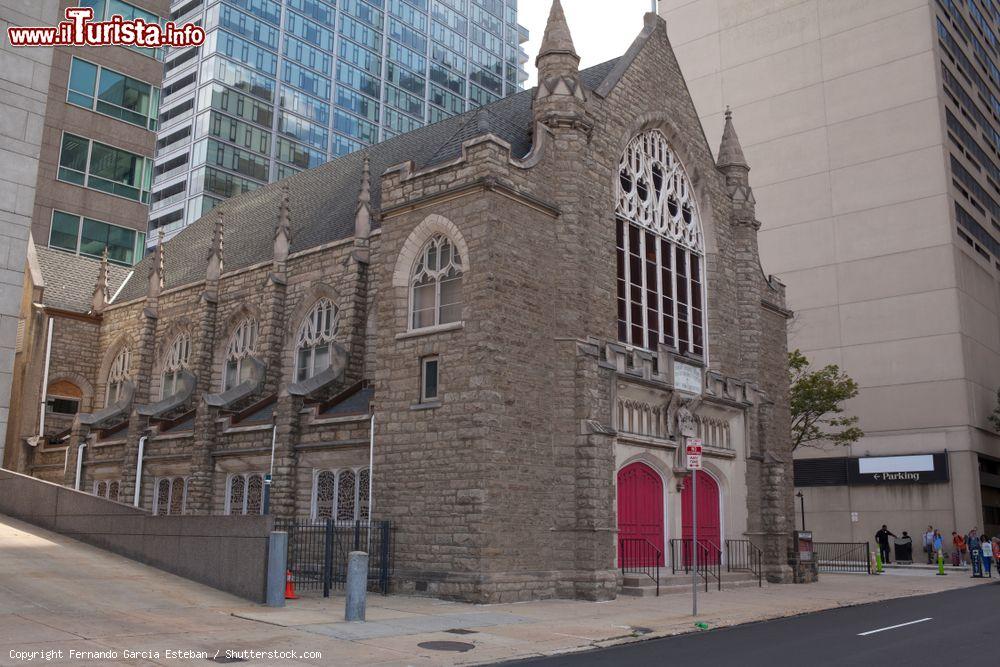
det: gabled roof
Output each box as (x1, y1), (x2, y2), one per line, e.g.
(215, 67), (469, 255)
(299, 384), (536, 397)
(34, 246), (132, 314)
(114, 58), (621, 304)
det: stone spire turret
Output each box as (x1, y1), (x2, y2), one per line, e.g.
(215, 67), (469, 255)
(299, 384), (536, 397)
(205, 213), (224, 300)
(354, 157), (372, 241)
(273, 185), (291, 273)
(90, 248), (109, 314)
(147, 230), (164, 302)
(717, 107), (756, 223)
(533, 0), (591, 132)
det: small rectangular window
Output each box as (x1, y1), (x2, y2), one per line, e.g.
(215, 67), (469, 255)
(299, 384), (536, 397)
(421, 356), (439, 403)
(46, 397), (80, 415)
(50, 211), (81, 251)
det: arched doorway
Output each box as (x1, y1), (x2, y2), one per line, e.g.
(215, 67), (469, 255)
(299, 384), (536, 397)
(617, 462), (665, 566)
(681, 470), (722, 564)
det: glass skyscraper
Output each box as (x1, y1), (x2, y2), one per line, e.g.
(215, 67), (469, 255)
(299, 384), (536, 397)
(148, 0), (529, 243)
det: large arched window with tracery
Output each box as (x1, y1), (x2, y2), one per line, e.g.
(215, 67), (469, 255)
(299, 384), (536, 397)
(224, 318), (258, 391)
(161, 334), (191, 398)
(106, 347), (131, 404)
(616, 130), (705, 356)
(295, 299), (339, 382)
(410, 234), (463, 329)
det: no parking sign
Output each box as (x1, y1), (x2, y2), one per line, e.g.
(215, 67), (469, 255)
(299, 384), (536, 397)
(686, 439), (703, 470)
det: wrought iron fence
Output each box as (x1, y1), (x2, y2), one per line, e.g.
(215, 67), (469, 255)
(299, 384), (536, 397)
(725, 539), (763, 587)
(619, 537), (661, 596)
(669, 538), (721, 591)
(814, 541), (871, 574)
(274, 518), (394, 596)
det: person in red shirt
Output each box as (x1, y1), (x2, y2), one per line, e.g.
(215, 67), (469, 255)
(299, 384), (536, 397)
(953, 531), (968, 566)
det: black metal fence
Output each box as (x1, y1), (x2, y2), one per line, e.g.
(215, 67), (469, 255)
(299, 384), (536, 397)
(274, 518), (394, 596)
(814, 541), (871, 574)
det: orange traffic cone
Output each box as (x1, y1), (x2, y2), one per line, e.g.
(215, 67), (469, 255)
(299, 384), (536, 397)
(284, 570), (299, 600)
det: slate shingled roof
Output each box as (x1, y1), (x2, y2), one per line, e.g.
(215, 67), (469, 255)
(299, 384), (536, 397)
(114, 59), (621, 304)
(35, 246), (133, 314)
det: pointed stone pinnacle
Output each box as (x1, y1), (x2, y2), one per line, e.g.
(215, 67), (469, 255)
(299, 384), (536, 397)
(718, 106), (748, 170)
(537, 0), (578, 63)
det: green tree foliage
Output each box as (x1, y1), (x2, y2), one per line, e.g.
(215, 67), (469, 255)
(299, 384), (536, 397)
(789, 349), (863, 451)
(988, 388), (1000, 433)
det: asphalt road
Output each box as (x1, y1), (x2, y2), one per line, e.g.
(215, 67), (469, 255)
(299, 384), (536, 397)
(505, 582), (1000, 667)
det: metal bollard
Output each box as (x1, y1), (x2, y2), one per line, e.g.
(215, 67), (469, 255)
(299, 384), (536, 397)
(345, 551), (368, 622)
(266, 531), (288, 607)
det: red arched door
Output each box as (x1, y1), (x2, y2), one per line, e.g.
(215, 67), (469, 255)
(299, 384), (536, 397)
(681, 470), (721, 560)
(617, 463), (664, 566)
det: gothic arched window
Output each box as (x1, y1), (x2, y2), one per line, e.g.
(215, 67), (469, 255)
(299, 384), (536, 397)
(224, 318), (258, 391)
(154, 476), (188, 515)
(226, 472), (264, 515)
(410, 234), (463, 329)
(161, 334), (191, 399)
(311, 468), (370, 521)
(615, 130), (705, 356)
(106, 347), (131, 404)
(295, 299), (339, 382)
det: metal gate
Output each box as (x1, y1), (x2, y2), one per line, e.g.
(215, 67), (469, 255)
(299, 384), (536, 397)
(814, 541), (871, 574)
(274, 519), (394, 595)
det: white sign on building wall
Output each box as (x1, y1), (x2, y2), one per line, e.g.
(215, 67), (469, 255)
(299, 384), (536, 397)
(673, 361), (703, 395)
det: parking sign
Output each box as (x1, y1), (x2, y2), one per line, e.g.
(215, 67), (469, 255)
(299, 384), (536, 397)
(686, 439), (703, 470)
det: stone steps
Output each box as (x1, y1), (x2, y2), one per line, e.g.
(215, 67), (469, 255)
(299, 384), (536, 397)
(620, 570), (763, 597)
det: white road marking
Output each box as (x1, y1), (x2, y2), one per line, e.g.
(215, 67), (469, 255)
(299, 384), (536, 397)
(858, 618), (932, 636)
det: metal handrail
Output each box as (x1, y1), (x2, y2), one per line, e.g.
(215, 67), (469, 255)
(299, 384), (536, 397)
(669, 538), (721, 591)
(725, 539), (764, 587)
(619, 537), (661, 596)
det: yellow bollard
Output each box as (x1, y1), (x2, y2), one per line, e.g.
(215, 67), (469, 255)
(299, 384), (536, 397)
(936, 550), (946, 576)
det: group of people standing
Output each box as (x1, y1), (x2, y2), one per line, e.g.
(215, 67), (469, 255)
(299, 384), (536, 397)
(874, 524), (998, 575)
(947, 527), (997, 575)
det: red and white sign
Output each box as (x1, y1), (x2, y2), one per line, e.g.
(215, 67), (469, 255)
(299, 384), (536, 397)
(686, 440), (703, 470)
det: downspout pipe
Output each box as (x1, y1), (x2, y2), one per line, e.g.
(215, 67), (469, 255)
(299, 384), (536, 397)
(74, 443), (86, 491)
(37, 317), (54, 440)
(133, 435), (147, 507)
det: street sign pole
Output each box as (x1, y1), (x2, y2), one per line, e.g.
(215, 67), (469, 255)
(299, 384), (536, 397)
(684, 438), (703, 617)
(692, 456), (698, 616)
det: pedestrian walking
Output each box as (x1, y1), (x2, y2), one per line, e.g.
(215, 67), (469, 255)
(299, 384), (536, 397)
(876, 524), (896, 565)
(952, 531), (968, 566)
(967, 529), (982, 576)
(933, 530), (943, 563)
(982, 534), (993, 577)
(922, 526), (935, 564)
(992, 538), (1000, 573)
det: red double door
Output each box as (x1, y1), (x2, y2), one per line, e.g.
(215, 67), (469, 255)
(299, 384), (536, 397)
(617, 463), (664, 566)
(617, 464), (722, 567)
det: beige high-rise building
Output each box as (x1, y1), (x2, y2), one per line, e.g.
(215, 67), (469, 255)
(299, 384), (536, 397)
(660, 0), (1000, 543)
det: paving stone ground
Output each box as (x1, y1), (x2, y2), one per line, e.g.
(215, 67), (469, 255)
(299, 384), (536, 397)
(0, 515), (991, 666)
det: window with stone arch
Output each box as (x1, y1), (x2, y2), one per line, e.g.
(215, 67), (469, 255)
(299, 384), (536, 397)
(161, 334), (191, 399)
(226, 472), (264, 515)
(106, 347), (131, 405)
(295, 299), (339, 382)
(616, 129), (705, 356)
(153, 476), (188, 515)
(223, 318), (259, 391)
(312, 468), (370, 521)
(410, 234), (464, 329)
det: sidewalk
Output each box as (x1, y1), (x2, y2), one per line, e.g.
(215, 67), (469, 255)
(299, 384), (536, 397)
(0, 513), (993, 667)
(230, 566), (992, 665)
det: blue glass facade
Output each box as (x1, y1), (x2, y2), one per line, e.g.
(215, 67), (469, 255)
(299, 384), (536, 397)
(148, 0), (529, 242)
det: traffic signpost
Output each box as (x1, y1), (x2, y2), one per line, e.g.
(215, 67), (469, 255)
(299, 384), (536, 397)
(686, 439), (703, 615)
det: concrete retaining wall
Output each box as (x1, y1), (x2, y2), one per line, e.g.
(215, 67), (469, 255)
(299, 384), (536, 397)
(0, 468), (272, 602)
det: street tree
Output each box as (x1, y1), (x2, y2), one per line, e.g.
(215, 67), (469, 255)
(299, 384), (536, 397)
(788, 349), (863, 451)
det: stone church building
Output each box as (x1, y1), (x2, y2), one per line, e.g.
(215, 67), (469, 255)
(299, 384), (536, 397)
(5, 4), (797, 601)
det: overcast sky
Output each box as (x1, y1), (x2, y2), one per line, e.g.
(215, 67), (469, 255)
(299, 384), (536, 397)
(519, 0), (656, 87)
